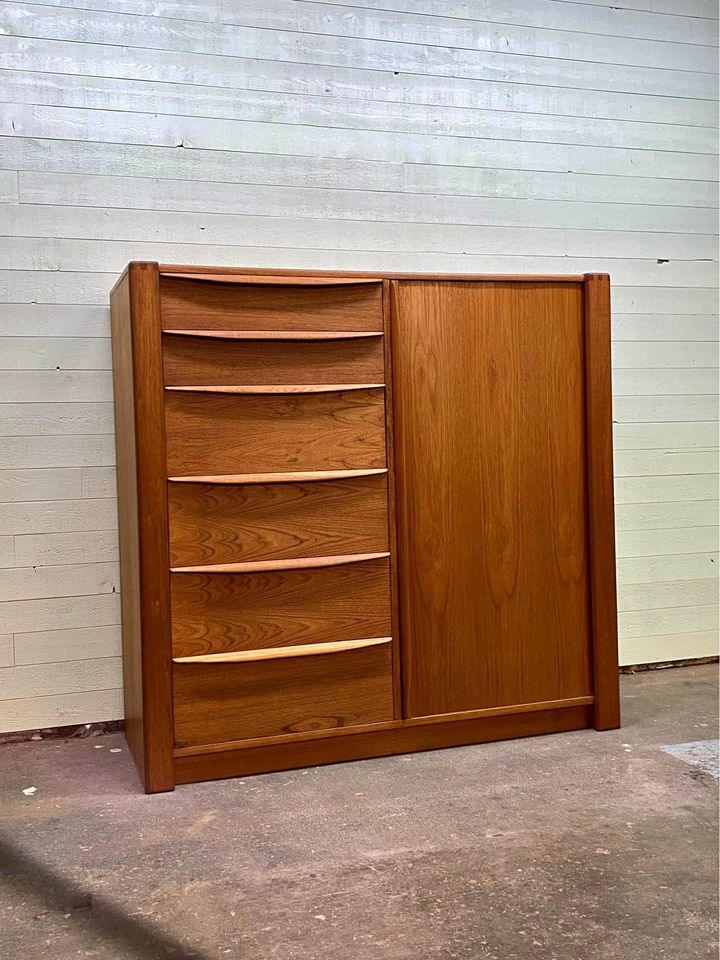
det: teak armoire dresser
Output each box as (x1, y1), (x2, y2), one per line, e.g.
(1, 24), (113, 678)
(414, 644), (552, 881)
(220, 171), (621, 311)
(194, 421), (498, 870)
(110, 263), (620, 793)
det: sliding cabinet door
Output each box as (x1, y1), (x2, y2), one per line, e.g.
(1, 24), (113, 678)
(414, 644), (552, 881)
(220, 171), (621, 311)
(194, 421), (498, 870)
(391, 281), (594, 719)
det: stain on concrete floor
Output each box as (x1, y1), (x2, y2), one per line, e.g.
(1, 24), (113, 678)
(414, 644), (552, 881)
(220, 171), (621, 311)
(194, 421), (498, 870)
(0, 665), (717, 959)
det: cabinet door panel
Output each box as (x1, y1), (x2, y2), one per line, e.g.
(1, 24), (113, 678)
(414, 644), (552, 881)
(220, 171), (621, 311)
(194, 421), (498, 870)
(391, 281), (593, 717)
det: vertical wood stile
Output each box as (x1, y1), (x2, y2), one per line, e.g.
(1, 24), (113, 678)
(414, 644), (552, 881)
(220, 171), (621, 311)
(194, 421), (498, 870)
(584, 273), (621, 730)
(382, 280), (403, 718)
(115, 262), (175, 791)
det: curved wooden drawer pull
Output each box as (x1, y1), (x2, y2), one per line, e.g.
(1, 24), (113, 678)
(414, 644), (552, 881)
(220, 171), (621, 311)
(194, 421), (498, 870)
(163, 329), (383, 341)
(161, 272), (381, 286)
(167, 468), (389, 484)
(165, 383), (385, 395)
(173, 636), (392, 664)
(171, 552), (390, 574)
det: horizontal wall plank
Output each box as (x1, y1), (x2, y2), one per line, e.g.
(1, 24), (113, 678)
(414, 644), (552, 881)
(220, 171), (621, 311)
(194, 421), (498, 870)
(0, 498), (117, 535)
(0, 594), (119, 634)
(613, 396), (719, 423)
(613, 315), (719, 342)
(0, 562), (119, 601)
(17, 172), (718, 235)
(298, 0), (719, 46)
(13, 623), (120, 665)
(405, 164), (718, 208)
(0, 467), (82, 502)
(2, 36), (716, 127)
(0, 402), (114, 436)
(1, 6), (715, 91)
(612, 369), (719, 396)
(612, 343), (719, 369)
(0, 371), (112, 403)
(0, 686), (123, 731)
(620, 604), (718, 638)
(0, 336), (111, 370)
(615, 474), (719, 504)
(620, 631), (719, 666)
(615, 449), (718, 477)
(14, 530), (118, 566)
(4, 205), (714, 261)
(613, 422), (718, 449)
(617, 553), (718, 584)
(616, 527), (719, 557)
(615, 500), (718, 531)
(0, 302), (109, 338)
(0, 655), (121, 700)
(0, 435), (115, 469)
(4, 103), (717, 180)
(2, 70), (716, 155)
(618, 579), (719, 612)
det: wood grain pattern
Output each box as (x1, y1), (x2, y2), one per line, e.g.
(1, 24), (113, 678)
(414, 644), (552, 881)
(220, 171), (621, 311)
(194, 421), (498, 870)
(173, 695), (595, 756)
(168, 474), (389, 566)
(174, 705), (593, 782)
(171, 552), (390, 573)
(164, 388), (387, 476)
(162, 332), (385, 386)
(173, 642), (394, 747)
(170, 557), (392, 658)
(164, 330), (384, 340)
(391, 280), (593, 717)
(160, 274), (384, 332)
(168, 468), (388, 484)
(110, 262), (174, 793)
(584, 273), (622, 730)
(173, 636), (391, 663)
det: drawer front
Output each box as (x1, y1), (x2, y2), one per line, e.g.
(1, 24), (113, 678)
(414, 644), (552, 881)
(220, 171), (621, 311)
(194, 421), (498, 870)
(160, 276), (383, 332)
(168, 474), (389, 567)
(165, 388), (387, 477)
(171, 557), (391, 658)
(173, 642), (394, 747)
(162, 334), (385, 386)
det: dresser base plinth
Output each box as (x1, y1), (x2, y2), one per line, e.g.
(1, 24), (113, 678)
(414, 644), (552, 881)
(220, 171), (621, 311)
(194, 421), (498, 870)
(171, 705), (593, 787)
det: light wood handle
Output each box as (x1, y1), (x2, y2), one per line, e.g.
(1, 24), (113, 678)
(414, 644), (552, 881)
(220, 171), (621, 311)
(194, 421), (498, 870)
(163, 329), (383, 341)
(167, 468), (388, 485)
(165, 383), (385, 395)
(171, 552), (390, 575)
(161, 273), (381, 286)
(173, 636), (392, 664)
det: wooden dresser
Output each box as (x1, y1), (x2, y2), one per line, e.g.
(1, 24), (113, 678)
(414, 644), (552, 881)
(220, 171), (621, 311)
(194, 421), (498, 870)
(110, 264), (620, 793)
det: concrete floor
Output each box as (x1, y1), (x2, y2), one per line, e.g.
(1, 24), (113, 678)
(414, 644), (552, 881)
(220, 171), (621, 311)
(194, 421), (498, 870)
(0, 666), (717, 960)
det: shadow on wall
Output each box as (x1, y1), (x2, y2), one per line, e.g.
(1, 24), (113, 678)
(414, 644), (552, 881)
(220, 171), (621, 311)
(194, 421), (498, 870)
(0, 834), (217, 959)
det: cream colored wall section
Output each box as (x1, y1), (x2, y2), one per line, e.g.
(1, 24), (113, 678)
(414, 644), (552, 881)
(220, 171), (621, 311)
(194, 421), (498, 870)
(0, 0), (718, 731)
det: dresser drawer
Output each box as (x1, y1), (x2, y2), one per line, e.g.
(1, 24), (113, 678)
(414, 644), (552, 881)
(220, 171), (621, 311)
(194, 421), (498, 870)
(165, 388), (387, 477)
(160, 274), (383, 333)
(172, 640), (394, 747)
(170, 556), (391, 658)
(168, 473), (389, 567)
(162, 332), (385, 387)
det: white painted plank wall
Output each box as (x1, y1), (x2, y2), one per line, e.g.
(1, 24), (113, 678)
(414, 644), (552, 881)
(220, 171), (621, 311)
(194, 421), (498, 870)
(0, 0), (717, 732)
